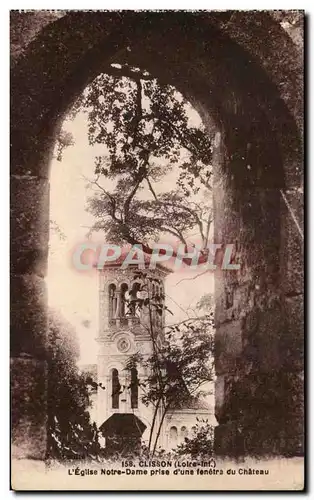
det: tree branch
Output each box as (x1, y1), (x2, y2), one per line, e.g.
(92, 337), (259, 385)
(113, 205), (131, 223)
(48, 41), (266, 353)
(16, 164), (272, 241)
(175, 269), (210, 286)
(160, 226), (187, 246)
(145, 176), (158, 200)
(149, 115), (200, 157)
(166, 315), (210, 330)
(123, 167), (147, 219)
(131, 79), (143, 149)
(161, 201), (207, 246)
(84, 174), (114, 205)
(204, 212), (212, 248)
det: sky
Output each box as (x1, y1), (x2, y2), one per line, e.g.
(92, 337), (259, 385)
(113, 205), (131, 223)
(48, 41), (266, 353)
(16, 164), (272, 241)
(47, 93), (214, 366)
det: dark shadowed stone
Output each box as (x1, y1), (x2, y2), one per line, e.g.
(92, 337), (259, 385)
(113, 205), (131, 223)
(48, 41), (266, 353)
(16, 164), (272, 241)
(282, 295), (304, 371)
(215, 320), (242, 375)
(11, 357), (47, 460)
(214, 421), (244, 457)
(11, 175), (49, 277)
(280, 188), (304, 295)
(10, 274), (47, 357)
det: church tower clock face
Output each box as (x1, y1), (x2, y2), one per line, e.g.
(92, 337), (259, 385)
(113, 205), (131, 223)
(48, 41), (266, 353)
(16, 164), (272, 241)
(116, 335), (131, 353)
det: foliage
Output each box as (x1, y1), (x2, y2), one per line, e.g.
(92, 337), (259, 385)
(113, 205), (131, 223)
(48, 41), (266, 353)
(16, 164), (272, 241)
(124, 273), (215, 456)
(222, 370), (304, 457)
(54, 129), (74, 162)
(195, 293), (214, 313)
(63, 65), (213, 250)
(175, 419), (214, 458)
(47, 309), (100, 461)
(49, 219), (66, 241)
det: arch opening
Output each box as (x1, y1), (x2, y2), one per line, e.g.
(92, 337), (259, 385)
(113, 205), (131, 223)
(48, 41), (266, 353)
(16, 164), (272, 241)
(111, 368), (121, 409)
(10, 11), (303, 462)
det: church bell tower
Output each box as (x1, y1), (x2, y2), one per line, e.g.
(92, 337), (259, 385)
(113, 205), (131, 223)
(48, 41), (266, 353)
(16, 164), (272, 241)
(96, 252), (170, 451)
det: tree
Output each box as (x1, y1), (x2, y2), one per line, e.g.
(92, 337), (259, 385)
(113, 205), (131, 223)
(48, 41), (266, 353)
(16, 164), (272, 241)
(54, 129), (74, 162)
(63, 64), (213, 254)
(195, 293), (214, 314)
(47, 309), (100, 461)
(123, 273), (215, 456)
(49, 220), (66, 241)
(175, 419), (215, 458)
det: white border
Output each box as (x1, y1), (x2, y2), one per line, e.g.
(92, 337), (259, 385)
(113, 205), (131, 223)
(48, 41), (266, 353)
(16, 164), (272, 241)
(2, 5), (310, 499)
(3, 3), (311, 10)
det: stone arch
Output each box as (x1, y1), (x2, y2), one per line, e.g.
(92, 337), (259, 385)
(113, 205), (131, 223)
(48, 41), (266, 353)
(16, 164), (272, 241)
(106, 359), (125, 374)
(129, 280), (141, 316)
(111, 368), (120, 409)
(10, 11), (303, 460)
(180, 425), (188, 441)
(119, 282), (129, 321)
(155, 284), (163, 328)
(151, 283), (156, 325)
(108, 283), (117, 321)
(130, 367), (139, 409)
(169, 426), (178, 448)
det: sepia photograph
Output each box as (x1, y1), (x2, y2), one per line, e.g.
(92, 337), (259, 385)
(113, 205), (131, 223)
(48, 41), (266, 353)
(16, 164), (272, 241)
(10, 9), (304, 491)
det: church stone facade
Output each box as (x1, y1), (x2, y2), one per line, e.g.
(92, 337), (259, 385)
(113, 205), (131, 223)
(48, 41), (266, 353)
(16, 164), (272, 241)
(95, 256), (215, 452)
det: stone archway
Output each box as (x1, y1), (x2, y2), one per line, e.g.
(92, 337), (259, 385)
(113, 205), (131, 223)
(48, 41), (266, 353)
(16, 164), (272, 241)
(10, 11), (303, 460)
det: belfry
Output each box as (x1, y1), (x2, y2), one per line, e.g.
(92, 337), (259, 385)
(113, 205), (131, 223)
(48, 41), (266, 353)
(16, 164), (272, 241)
(96, 251), (215, 452)
(96, 251), (169, 451)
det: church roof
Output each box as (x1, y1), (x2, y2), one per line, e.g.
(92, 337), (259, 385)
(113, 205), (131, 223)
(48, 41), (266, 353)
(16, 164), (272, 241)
(169, 394), (210, 411)
(99, 413), (147, 437)
(164, 360), (211, 411)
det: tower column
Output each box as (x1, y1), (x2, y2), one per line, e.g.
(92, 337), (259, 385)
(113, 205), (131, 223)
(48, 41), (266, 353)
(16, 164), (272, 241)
(97, 263), (170, 451)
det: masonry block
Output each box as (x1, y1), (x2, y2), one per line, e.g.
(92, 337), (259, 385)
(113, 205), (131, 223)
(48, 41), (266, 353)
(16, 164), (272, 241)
(11, 357), (47, 460)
